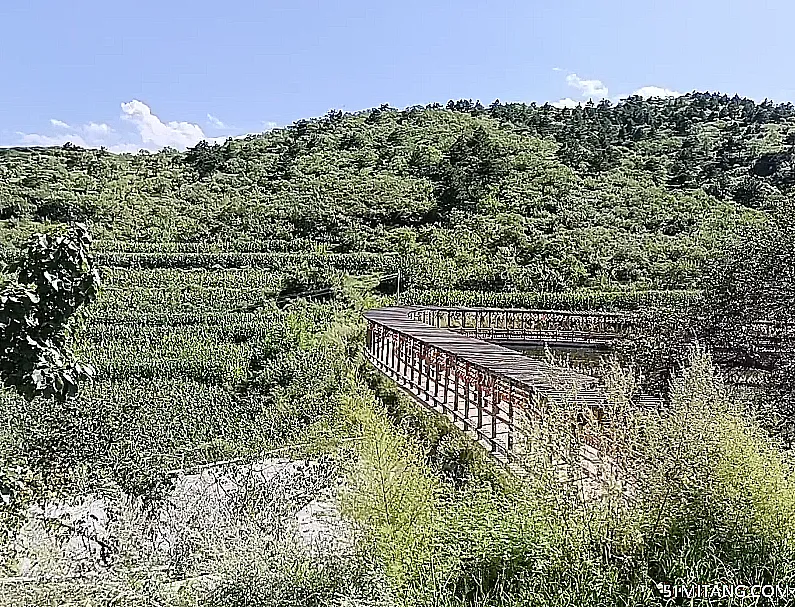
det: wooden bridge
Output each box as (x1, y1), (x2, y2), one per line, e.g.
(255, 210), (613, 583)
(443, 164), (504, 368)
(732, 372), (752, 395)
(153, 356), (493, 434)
(364, 306), (655, 485)
(410, 307), (631, 348)
(363, 305), (786, 479)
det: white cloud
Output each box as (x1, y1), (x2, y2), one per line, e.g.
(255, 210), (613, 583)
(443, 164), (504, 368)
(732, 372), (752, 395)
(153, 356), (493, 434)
(84, 122), (112, 136)
(9, 101), (219, 153)
(552, 66), (563, 72)
(7, 103), (294, 154)
(121, 100), (207, 150)
(106, 142), (144, 154)
(551, 98), (582, 109)
(566, 73), (609, 98)
(550, 69), (686, 107)
(16, 131), (89, 147)
(627, 86), (682, 99)
(207, 113), (226, 129)
(16, 120), (113, 149)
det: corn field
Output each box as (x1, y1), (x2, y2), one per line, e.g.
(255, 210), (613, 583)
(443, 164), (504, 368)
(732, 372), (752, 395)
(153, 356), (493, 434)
(401, 288), (701, 310)
(0, 248), (401, 271)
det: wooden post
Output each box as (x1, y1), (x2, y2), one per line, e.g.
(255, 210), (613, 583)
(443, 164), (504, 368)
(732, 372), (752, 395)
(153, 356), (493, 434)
(394, 334), (400, 375)
(453, 359), (460, 412)
(434, 353), (440, 399)
(391, 333), (397, 374)
(507, 383), (514, 452)
(410, 340), (416, 383)
(491, 382), (498, 453)
(395, 267), (401, 304)
(443, 356), (450, 405)
(424, 346), (431, 393)
(417, 344), (424, 391)
(477, 372), (483, 430)
(464, 363), (470, 429)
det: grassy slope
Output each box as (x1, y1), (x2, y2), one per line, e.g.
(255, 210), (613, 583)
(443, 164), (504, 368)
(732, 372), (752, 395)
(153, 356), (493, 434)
(3, 94), (795, 604)
(3, 93), (788, 291)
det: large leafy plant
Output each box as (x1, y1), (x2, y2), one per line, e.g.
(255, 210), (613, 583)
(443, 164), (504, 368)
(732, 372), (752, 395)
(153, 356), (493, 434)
(0, 222), (100, 401)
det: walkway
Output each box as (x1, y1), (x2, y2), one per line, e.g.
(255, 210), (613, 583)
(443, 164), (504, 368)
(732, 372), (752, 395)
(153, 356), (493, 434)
(364, 305), (785, 482)
(363, 306), (651, 485)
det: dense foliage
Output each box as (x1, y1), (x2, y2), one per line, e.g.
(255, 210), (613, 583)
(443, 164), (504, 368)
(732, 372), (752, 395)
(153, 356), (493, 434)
(4, 92), (792, 292)
(3, 92), (795, 605)
(694, 198), (795, 444)
(0, 223), (99, 402)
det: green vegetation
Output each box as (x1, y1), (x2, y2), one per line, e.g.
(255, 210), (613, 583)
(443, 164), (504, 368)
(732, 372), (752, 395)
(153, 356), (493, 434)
(403, 288), (698, 310)
(2, 92), (795, 605)
(0, 223), (100, 402)
(3, 92), (788, 291)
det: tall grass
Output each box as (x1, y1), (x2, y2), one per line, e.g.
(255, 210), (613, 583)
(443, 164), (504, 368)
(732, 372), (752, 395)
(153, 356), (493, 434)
(343, 347), (795, 606)
(6, 297), (795, 606)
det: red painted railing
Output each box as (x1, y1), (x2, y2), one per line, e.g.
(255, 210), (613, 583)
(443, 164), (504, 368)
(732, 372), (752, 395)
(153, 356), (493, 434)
(363, 307), (614, 470)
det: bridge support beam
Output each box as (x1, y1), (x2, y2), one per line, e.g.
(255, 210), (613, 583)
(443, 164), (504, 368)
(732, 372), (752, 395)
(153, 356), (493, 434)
(364, 318), (529, 461)
(366, 305), (781, 487)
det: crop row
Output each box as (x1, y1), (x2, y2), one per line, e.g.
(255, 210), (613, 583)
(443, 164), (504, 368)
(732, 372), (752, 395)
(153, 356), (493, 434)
(399, 289), (702, 311)
(83, 308), (278, 325)
(95, 251), (400, 271)
(90, 285), (273, 315)
(0, 376), (240, 410)
(91, 240), (322, 253)
(75, 322), (267, 383)
(0, 248), (400, 271)
(0, 376), (250, 452)
(92, 358), (249, 384)
(80, 317), (279, 344)
(100, 268), (284, 290)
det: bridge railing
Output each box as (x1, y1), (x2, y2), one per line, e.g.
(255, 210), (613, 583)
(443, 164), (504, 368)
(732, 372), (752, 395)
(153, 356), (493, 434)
(412, 307), (795, 351)
(365, 319), (534, 459)
(364, 307), (613, 472)
(364, 304), (795, 491)
(408, 307), (633, 344)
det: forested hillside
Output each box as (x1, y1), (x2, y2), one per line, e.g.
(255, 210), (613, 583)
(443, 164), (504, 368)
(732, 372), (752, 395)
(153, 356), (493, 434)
(5, 92), (795, 605)
(3, 92), (793, 291)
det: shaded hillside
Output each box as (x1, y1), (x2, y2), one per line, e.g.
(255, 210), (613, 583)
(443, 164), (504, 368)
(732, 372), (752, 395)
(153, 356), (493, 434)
(3, 92), (794, 290)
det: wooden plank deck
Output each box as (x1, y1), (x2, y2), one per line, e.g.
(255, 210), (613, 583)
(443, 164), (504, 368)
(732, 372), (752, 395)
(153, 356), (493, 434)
(363, 305), (668, 490)
(365, 306), (610, 408)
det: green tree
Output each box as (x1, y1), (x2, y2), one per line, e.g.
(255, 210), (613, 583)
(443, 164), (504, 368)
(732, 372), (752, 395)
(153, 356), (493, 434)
(0, 223), (100, 401)
(433, 127), (509, 218)
(184, 140), (226, 179)
(697, 200), (795, 443)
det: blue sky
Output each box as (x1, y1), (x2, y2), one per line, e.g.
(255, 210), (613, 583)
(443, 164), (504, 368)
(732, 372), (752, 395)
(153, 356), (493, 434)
(2, 0), (793, 152)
